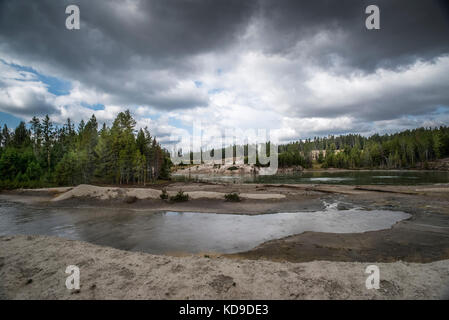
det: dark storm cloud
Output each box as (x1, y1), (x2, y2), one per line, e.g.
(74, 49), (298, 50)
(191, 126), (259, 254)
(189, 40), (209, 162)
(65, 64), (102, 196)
(0, 0), (257, 67)
(0, 99), (56, 118)
(292, 57), (449, 121)
(1, 0), (448, 92)
(0, 0), (448, 128)
(0, 0), (257, 110)
(242, 0), (449, 122)
(255, 0), (449, 72)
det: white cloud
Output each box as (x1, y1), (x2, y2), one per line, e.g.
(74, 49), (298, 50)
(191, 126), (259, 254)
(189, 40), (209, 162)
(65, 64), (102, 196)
(1, 18), (449, 150)
(0, 62), (57, 116)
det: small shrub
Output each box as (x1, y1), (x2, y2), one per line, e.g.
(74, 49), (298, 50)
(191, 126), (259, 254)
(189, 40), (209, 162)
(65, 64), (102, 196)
(227, 166), (238, 171)
(160, 189), (169, 200)
(224, 192), (241, 202)
(170, 190), (189, 202)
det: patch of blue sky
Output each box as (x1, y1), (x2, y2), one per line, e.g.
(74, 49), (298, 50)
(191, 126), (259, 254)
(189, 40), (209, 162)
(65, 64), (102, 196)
(146, 111), (161, 120)
(2, 60), (71, 96)
(194, 80), (203, 88)
(168, 118), (192, 134)
(0, 111), (23, 129)
(208, 88), (223, 94)
(433, 106), (449, 115)
(81, 103), (105, 111)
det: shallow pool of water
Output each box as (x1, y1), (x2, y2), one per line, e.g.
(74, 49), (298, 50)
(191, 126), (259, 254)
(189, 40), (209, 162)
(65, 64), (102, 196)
(0, 200), (410, 254)
(173, 170), (449, 185)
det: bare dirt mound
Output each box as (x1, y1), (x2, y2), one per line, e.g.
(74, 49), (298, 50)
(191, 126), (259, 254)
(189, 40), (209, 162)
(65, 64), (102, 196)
(50, 184), (285, 202)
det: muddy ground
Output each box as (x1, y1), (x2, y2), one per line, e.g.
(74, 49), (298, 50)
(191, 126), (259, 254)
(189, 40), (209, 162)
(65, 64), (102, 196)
(2, 182), (449, 263)
(230, 189), (449, 263)
(1, 182), (449, 299)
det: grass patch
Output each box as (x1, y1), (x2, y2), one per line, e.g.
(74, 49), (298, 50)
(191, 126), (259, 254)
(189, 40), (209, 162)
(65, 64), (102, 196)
(160, 189), (169, 200)
(170, 190), (189, 202)
(224, 192), (241, 202)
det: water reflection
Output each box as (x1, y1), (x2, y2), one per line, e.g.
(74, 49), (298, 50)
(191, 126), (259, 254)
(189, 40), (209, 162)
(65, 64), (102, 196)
(173, 170), (449, 185)
(0, 200), (410, 254)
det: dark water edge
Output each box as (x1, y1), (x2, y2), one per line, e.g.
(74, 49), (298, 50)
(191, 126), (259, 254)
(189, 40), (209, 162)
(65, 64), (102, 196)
(0, 199), (410, 255)
(172, 170), (449, 185)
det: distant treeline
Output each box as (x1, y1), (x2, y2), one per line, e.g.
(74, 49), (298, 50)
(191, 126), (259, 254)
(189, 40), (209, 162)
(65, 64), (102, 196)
(181, 126), (449, 170)
(0, 110), (171, 189)
(278, 127), (449, 169)
(1, 110), (449, 189)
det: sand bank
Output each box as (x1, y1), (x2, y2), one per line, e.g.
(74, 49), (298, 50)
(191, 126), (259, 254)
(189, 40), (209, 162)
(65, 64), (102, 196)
(1, 235), (448, 300)
(49, 184), (286, 202)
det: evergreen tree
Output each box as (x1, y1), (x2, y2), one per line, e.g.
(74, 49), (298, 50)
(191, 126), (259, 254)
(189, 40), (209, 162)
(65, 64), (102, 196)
(42, 115), (54, 172)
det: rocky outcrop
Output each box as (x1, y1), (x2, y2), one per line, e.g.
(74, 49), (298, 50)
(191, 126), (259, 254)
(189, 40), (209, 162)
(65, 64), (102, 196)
(419, 158), (449, 171)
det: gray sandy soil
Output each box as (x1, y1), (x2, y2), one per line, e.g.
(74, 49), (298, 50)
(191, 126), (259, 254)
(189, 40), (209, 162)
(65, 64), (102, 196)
(1, 182), (327, 214)
(230, 190), (449, 263)
(1, 235), (449, 300)
(1, 182), (449, 299)
(2, 183), (449, 262)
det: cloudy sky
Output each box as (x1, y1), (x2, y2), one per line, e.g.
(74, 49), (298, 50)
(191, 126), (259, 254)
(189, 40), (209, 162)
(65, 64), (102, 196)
(1, 0), (449, 148)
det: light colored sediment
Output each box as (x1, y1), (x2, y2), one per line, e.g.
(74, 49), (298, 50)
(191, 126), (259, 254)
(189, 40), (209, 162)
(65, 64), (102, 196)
(123, 187), (163, 199)
(239, 193), (285, 200)
(415, 187), (449, 193)
(22, 187), (74, 193)
(175, 163), (258, 175)
(22, 183), (449, 204)
(2, 182), (449, 299)
(1, 235), (448, 300)
(51, 185), (122, 201)
(49, 184), (286, 202)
